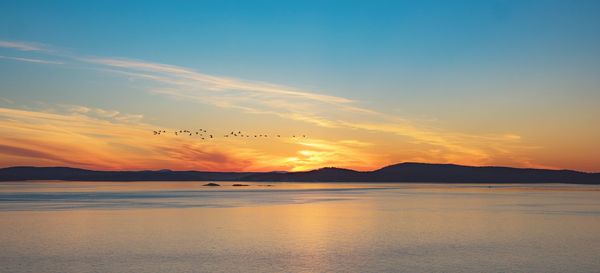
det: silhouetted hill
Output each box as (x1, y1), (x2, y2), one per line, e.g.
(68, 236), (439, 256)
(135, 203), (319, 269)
(242, 167), (368, 182)
(241, 163), (599, 184)
(1, 163), (599, 184)
(370, 162), (598, 183)
(0, 166), (256, 181)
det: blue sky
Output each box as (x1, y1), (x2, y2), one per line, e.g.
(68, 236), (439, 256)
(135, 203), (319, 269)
(2, 0), (599, 101)
(1, 0), (599, 171)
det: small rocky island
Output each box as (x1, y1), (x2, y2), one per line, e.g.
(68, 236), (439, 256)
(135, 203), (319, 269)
(203, 182), (220, 186)
(232, 184), (249, 187)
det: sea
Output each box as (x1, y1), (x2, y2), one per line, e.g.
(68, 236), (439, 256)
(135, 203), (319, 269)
(1, 181), (599, 273)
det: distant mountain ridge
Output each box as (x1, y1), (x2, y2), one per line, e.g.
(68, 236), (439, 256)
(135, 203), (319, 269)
(1, 163), (599, 184)
(0, 166), (257, 182)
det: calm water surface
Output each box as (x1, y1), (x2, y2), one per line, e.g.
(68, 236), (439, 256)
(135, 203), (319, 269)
(1, 181), (599, 272)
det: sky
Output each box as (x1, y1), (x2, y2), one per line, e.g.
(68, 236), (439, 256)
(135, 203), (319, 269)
(0, 0), (599, 172)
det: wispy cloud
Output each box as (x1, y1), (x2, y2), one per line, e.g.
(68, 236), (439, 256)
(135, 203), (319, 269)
(0, 55), (63, 65)
(0, 104), (377, 171)
(0, 40), (47, 51)
(86, 56), (529, 165)
(58, 104), (143, 123)
(0, 40), (539, 169)
(86, 57), (353, 104)
(0, 105), (244, 170)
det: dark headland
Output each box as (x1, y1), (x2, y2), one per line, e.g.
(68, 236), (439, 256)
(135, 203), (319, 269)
(1, 162), (599, 184)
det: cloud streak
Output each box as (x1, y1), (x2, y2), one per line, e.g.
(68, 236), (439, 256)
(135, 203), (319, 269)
(0, 106), (249, 170)
(0, 40), (540, 169)
(86, 57), (353, 104)
(0, 55), (64, 65)
(86, 56), (527, 165)
(0, 41), (47, 51)
(0, 105), (378, 171)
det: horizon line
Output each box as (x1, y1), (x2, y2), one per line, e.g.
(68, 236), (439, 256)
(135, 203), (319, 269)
(2, 161), (598, 174)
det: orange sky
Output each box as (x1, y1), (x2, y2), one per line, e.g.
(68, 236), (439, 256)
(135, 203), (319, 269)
(0, 102), (597, 172)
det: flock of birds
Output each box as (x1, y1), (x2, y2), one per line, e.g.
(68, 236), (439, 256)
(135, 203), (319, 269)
(152, 129), (307, 140)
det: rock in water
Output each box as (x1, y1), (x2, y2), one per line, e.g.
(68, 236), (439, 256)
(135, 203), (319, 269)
(203, 182), (220, 186)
